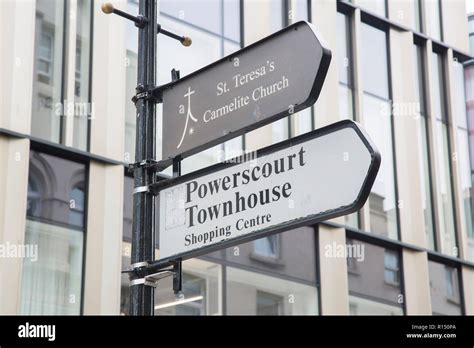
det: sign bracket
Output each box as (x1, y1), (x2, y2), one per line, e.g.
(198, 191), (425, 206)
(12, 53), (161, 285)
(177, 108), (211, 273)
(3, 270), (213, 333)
(124, 259), (183, 293)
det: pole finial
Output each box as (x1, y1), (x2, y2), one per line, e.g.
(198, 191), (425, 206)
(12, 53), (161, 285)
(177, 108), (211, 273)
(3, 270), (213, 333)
(101, 2), (114, 14)
(182, 36), (192, 47)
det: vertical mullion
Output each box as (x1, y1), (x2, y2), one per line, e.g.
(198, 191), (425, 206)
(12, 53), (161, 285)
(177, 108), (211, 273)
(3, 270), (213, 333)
(64, 0), (78, 147)
(352, 9), (370, 232)
(86, 0), (94, 152)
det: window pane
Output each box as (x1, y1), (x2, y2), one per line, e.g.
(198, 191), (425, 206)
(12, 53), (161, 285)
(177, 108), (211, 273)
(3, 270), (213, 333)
(32, 0), (65, 143)
(453, 60), (474, 262)
(425, 0), (442, 41)
(21, 150), (86, 315)
(413, 45), (436, 250)
(120, 246), (222, 315)
(431, 52), (446, 122)
(254, 236), (279, 258)
(72, 0), (92, 150)
(225, 227), (317, 284)
(155, 259), (221, 315)
(361, 23), (389, 99)
(337, 12), (352, 87)
(69, 187), (85, 228)
(20, 220), (83, 315)
(431, 53), (457, 255)
(270, 0), (284, 33)
(349, 295), (403, 315)
(383, 250), (400, 285)
(291, 108), (313, 136)
(339, 85), (354, 120)
(364, 95), (398, 239)
(124, 0), (139, 163)
(223, 0), (241, 42)
(428, 261), (462, 315)
(465, 65), (474, 261)
(419, 116), (436, 249)
(434, 120), (457, 255)
(413, 0), (421, 32)
(27, 151), (86, 228)
(226, 267), (318, 315)
(160, 0), (222, 36)
(357, 0), (386, 17)
(292, 0), (309, 22)
(347, 240), (404, 315)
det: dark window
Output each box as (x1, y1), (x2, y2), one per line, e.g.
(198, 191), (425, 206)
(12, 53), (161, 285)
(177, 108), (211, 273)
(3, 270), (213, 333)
(428, 260), (462, 315)
(347, 239), (403, 315)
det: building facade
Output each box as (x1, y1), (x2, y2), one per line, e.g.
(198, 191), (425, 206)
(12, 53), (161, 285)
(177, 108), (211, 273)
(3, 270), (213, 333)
(0, 0), (473, 315)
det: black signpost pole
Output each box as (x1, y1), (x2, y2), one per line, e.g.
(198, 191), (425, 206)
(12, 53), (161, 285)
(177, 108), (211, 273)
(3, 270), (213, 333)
(129, 0), (157, 316)
(102, 1), (191, 316)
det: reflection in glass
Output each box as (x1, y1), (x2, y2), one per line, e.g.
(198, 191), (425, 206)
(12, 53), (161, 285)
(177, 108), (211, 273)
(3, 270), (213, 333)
(226, 267), (318, 315)
(425, 0), (442, 41)
(73, 0), (92, 150)
(27, 151), (86, 227)
(21, 151), (86, 314)
(356, 0), (386, 17)
(349, 295), (403, 315)
(413, 45), (436, 250)
(464, 62), (474, 261)
(20, 220), (83, 315)
(431, 52), (457, 256)
(360, 23), (398, 239)
(413, 0), (422, 32)
(337, 11), (358, 228)
(347, 240), (404, 315)
(428, 260), (462, 315)
(31, 0), (65, 143)
(257, 291), (283, 315)
(453, 60), (474, 262)
(226, 227), (317, 284)
(292, 0), (309, 22)
(120, 248), (221, 316)
(69, 186), (85, 228)
(364, 95), (398, 239)
(254, 236), (279, 258)
(361, 24), (389, 100)
(383, 250), (400, 285)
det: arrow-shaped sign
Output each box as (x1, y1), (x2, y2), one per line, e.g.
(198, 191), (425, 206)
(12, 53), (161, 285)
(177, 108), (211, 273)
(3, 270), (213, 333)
(161, 21), (331, 161)
(155, 120), (380, 261)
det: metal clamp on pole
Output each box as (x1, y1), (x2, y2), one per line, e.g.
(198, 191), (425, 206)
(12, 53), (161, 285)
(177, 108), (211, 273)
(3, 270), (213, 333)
(132, 84), (163, 105)
(125, 260), (182, 290)
(128, 159), (159, 172)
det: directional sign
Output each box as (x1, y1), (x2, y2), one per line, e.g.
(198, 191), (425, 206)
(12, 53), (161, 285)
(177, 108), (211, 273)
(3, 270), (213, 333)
(161, 21), (331, 161)
(156, 120), (380, 261)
